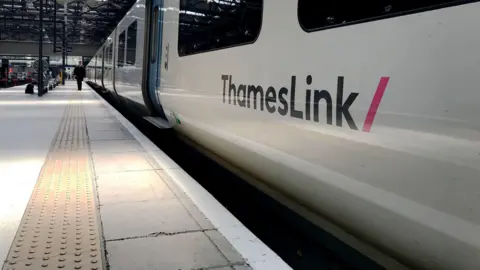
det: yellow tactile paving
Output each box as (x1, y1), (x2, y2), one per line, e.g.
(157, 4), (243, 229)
(2, 99), (104, 270)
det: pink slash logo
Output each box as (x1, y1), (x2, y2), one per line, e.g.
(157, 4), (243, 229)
(362, 77), (390, 132)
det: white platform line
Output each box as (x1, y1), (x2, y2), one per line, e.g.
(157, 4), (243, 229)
(87, 89), (292, 270)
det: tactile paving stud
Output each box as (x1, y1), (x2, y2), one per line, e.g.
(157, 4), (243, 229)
(2, 104), (104, 270)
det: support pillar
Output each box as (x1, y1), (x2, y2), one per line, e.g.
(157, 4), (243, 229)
(38, 0), (44, 96)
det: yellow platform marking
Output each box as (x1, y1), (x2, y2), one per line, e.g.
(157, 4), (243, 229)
(3, 100), (104, 270)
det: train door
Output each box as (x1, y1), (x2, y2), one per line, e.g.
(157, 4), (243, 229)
(93, 56), (97, 84)
(148, 0), (163, 102)
(101, 46), (105, 89)
(143, 0), (170, 127)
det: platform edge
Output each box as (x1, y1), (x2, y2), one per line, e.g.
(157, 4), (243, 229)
(88, 89), (292, 270)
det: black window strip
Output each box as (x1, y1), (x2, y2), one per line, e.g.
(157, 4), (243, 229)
(298, 0), (479, 33)
(177, 0), (263, 57)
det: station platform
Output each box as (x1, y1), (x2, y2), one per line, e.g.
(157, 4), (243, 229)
(0, 82), (290, 270)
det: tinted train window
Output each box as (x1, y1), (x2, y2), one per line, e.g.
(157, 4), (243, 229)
(110, 43), (113, 63)
(107, 43), (113, 67)
(298, 0), (471, 31)
(97, 53), (102, 79)
(178, 0), (263, 57)
(118, 31), (125, 66)
(126, 21), (137, 65)
(104, 46), (109, 65)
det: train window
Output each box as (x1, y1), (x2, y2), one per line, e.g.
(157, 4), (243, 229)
(104, 46), (109, 67)
(177, 0), (263, 57)
(151, 7), (159, 63)
(107, 43), (113, 68)
(298, 0), (472, 32)
(118, 31), (125, 67)
(98, 52), (103, 79)
(126, 21), (137, 65)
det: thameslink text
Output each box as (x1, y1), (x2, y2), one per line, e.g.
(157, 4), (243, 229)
(221, 75), (359, 130)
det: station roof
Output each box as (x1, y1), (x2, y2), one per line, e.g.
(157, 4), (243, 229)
(0, 0), (137, 45)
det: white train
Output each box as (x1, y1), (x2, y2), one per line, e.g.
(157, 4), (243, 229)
(86, 1), (480, 269)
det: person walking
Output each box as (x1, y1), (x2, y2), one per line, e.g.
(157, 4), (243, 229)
(73, 62), (86, 91)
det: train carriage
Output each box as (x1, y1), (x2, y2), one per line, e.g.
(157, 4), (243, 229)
(86, 1), (480, 269)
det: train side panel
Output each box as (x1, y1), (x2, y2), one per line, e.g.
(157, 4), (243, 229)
(113, 0), (146, 108)
(102, 34), (114, 92)
(158, 1), (480, 269)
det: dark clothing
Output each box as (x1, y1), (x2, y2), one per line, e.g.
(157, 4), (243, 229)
(73, 66), (86, 90)
(73, 66), (86, 79)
